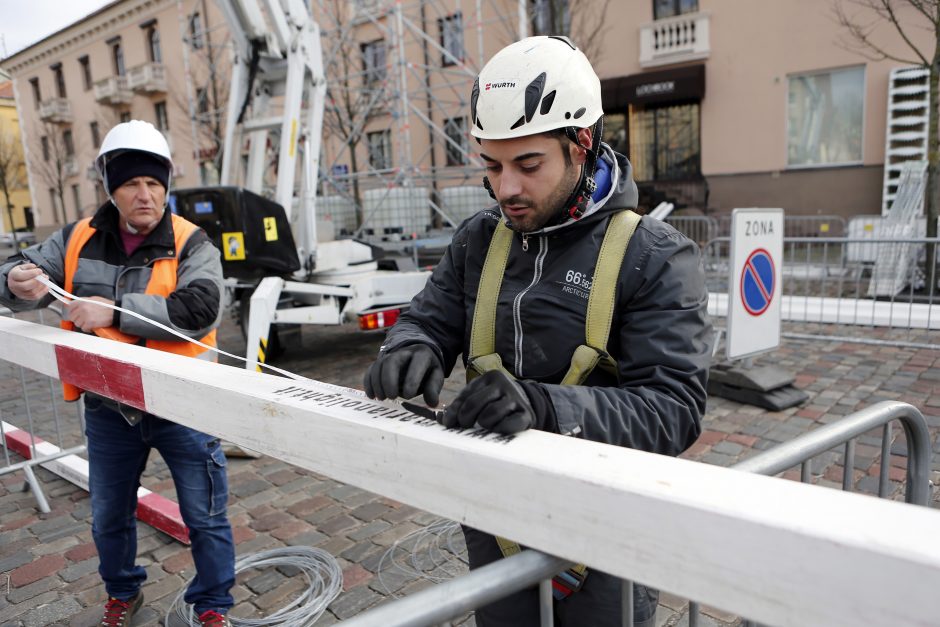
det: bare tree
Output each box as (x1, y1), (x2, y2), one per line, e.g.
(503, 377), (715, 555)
(317, 0), (391, 215)
(174, 0), (231, 184)
(0, 118), (27, 245)
(530, 0), (615, 63)
(834, 0), (940, 281)
(29, 120), (81, 225)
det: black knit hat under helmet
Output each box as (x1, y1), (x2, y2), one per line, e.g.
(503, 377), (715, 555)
(104, 151), (170, 195)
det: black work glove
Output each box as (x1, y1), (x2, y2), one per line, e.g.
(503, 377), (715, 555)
(364, 344), (445, 407)
(442, 370), (558, 434)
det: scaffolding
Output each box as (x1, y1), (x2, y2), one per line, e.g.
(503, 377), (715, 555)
(309, 0), (530, 244)
(180, 0), (558, 247)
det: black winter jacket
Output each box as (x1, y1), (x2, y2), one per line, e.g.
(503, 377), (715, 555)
(382, 146), (712, 455)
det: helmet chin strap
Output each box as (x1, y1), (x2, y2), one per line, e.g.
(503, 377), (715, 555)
(552, 118), (604, 226)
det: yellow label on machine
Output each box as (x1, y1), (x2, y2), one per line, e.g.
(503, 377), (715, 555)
(263, 217), (278, 241)
(289, 119), (297, 158)
(222, 231), (246, 261)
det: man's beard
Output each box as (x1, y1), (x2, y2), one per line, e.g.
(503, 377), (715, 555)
(501, 165), (581, 233)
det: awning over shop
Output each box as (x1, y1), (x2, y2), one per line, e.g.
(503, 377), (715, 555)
(601, 64), (705, 107)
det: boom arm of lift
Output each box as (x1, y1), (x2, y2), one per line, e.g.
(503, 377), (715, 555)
(213, 0), (430, 371)
(216, 0), (326, 266)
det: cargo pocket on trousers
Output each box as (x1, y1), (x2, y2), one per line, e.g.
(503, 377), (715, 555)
(207, 446), (229, 517)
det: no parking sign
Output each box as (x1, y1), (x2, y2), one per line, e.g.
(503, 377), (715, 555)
(727, 208), (783, 360)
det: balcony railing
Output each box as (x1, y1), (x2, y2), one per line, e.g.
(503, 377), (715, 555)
(127, 63), (166, 93)
(639, 11), (711, 68)
(93, 75), (133, 105)
(38, 98), (72, 123)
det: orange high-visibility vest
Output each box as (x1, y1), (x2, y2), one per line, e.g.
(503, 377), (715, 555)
(60, 213), (217, 400)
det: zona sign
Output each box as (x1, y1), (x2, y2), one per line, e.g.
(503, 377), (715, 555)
(741, 248), (775, 316)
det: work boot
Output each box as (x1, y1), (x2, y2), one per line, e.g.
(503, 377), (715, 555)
(198, 610), (232, 626)
(100, 592), (143, 626)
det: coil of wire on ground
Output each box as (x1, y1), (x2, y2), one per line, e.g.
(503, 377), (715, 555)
(377, 518), (468, 596)
(167, 546), (343, 626)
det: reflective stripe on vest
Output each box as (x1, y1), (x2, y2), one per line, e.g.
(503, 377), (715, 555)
(467, 209), (642, 595)
(60, 214), (218, 401)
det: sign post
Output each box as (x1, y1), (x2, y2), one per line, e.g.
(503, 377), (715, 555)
(709, 208), (807, 410)
(727, 208), (783, 360)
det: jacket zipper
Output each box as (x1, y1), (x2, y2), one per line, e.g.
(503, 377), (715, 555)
(512, 235), (546, 376)
(521, 233), (529, 252)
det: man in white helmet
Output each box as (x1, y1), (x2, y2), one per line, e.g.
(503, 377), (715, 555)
(0, 120), (235, 626)
(364, 37), (711, 626)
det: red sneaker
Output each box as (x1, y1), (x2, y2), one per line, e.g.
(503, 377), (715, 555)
(198, 610), (232, 627)
(100, 593), (143, 627)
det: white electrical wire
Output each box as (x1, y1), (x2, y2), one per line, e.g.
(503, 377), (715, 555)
(35, 275), (312, 382)
(34, 276), (384, 622)
(166, 546), (343, 626)
(377, 518), (468, 597)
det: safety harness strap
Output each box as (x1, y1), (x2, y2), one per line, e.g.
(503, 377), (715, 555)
(470, 210), (642, 598)
(560, 209), (641, 385)
(466, 221), (514, 381)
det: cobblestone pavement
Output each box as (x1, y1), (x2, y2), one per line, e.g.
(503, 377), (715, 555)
(1, 310), (939, 627)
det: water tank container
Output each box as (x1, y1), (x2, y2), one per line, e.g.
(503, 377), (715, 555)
(362, 187), (430, 237)
(317, 194), (359, 235)
(440, 185), (493, 225)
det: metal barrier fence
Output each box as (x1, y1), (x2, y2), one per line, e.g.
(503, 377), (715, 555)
(0, 308), (85, 514)
(713, 214), (848, 239)
(347, 400), (934, 627)
(665, 215), (850, 249)
(0, 318), (930, 626)
(702, 236), (940, 348)
(684, 399), (933, 627)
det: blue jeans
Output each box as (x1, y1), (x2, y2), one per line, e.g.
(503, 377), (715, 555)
(84, 397), (235, 614)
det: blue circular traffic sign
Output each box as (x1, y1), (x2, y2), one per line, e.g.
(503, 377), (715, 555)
(741, 248), (775, 316)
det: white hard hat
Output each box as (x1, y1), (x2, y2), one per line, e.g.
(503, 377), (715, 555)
(95, 120), (173, 179)
(470, 36), (603, 141)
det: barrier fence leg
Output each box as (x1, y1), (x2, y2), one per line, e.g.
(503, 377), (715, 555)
(622, 578), (634, 627)
(539, 578), (554, 627)
(689, 600), (700, 627)
(21, 464), (51, 514)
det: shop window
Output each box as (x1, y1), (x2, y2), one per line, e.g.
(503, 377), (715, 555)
(361, 40), (387, 85)
(444, 117), (469, 166)
(602, 112), (629, 156)
(628, 102), (700, 181)
(367, 129), (392, 170)
(787, 66), (864, 167)
(653, 0), (698, 20)
(439, 12), (464, 66)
